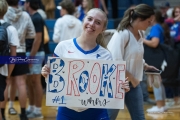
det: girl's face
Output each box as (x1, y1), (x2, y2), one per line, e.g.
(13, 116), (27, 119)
(82, 0), (88, 9)
(83, 9), (106, 37)
(136, 15), (155, 30)
(174, 8), (180, 17)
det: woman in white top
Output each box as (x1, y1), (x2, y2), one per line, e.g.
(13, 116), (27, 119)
(107, 4), (157, 120)
(42, 8), (130, 120)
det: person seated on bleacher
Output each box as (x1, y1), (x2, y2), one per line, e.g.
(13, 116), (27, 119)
(53, 0), (82, 43)
(75, 0), (94, 22)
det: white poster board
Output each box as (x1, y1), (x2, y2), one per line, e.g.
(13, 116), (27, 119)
(46, 57), (126, 109)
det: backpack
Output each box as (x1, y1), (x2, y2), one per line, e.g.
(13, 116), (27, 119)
(0, 22), (10, 68)
(144, 43), (180, 87)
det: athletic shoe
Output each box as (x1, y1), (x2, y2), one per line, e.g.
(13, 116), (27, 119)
(146, 106), (167, 113)
(27, 112), (44, 119)
(25, 110), (32, 115)
(8, 107), (17, 115)
(168, 103), (180, 109)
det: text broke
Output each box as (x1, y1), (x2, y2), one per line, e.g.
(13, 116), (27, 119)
(46, 57), (126, 109)
(48, 58), (125, 99)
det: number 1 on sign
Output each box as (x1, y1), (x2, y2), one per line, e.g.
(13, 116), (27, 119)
(52, 96), (66, 104)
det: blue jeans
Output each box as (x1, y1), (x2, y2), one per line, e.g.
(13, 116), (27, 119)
(107, 84), (145, 120)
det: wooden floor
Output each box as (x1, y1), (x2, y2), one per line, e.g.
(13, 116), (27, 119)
(4, 95), (180, 120)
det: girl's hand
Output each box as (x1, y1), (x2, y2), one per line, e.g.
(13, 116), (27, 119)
(144, 63), (159, 71)
(121, 78), (130, 92)
(41, 64), (50, 78)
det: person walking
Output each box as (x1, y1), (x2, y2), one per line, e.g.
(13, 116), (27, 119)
(107, 4), (156, 120)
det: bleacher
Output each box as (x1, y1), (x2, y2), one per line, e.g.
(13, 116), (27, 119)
(45, 0), (154, 54)
(45, 20), (56, 54)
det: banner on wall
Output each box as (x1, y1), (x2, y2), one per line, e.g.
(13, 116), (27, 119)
(46, 57), (126, 109)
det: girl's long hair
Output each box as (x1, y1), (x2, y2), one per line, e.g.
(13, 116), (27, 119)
(117, 4), (155, 31)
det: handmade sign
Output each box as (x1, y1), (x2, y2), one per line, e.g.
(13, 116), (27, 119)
(46, 57), (126, 109)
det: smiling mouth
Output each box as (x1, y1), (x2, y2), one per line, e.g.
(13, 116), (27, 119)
(86, 27), (95, 32)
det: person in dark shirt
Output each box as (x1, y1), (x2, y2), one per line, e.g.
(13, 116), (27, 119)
(24, 0), (44, 118)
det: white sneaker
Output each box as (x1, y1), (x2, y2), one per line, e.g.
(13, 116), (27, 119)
(27, 112), (44, 119)
(146, 106), (167, 113)
(165, 99), (174, 108)
(26, 109), (33, 115)
(168, 102), (180, 109)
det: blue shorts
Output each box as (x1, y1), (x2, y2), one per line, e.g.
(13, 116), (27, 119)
(26, 51), (45, 74)
(56, 107), (109, 120)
